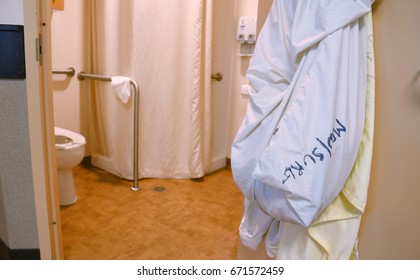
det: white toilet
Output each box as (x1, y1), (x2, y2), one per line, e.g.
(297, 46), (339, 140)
(55, 127), (86, 206)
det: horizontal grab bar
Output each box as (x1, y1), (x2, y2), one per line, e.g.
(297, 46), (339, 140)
(77, 71), (140, 192)
(52, 67), (75, 77)
(78, 72), (112, 82)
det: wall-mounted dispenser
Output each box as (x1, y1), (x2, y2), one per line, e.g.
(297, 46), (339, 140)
(237, 16), (257, 56)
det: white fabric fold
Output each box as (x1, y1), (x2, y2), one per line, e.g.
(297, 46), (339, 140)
(232, 0), (372, 228)
(110, 76), (131, 104)
(232, 0), (375, 259)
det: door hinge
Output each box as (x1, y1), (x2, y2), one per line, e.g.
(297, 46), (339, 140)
(36, 34), (42, 66)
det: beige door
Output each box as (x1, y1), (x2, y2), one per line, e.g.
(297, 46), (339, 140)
(358, 0), (420, 259)
(211, 0), (235, 169)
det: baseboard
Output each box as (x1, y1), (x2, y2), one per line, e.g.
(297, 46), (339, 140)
(209, 155), (227, 173)
(0, 238), (40, 260)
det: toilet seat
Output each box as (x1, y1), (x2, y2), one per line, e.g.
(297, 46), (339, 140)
(55, 127), (86, 150)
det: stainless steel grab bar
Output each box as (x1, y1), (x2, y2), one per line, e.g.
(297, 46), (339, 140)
(52, 67), (75, 77)
(78, 71), (140, 192)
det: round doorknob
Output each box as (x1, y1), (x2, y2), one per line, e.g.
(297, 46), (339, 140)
(211, 72), (223, 81)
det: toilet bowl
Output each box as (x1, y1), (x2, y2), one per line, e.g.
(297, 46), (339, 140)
(55, 127), (86, 206)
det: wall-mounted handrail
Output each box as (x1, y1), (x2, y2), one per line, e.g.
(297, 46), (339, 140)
(52, 67), (75, 77)
(78, 71), (140, 192)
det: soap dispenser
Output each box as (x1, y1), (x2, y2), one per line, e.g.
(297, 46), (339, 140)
(237, 16), (257, 56)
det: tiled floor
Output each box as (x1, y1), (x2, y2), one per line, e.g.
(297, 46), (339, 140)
(60, 161), (244, 260)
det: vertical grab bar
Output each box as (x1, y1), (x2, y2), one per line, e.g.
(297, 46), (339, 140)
(78, 72), (140, 191)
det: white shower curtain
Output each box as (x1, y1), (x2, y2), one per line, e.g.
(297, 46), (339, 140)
(87, 0), (213, 179)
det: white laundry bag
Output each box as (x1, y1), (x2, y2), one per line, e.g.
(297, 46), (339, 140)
(231, 0), (372, 227)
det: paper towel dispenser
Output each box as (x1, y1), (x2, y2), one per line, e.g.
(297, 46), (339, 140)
(0, 24), (26, 79)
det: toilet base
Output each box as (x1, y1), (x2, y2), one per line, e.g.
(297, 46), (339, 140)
(57, 169), (78, 206)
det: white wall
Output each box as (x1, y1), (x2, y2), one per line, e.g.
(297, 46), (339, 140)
(227, 0), (259, 156)
(51, 0), (88, 144)
(0, 0), (23, 25)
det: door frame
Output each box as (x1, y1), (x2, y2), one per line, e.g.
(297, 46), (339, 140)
(211, 0), (235, 170)
(24, 0), (63, 259)
(25, 0), (236, 260)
